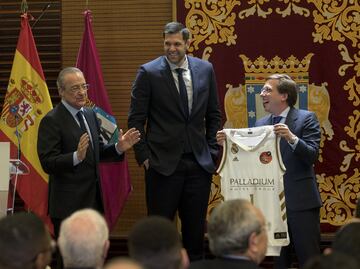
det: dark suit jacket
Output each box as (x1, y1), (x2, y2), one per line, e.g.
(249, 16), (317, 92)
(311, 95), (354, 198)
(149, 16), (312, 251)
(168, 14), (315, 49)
(128, 56), (221, 176)
(37, 103), (123, 219)
(189, 257), (261, 269)
(255, 107), (322, 211)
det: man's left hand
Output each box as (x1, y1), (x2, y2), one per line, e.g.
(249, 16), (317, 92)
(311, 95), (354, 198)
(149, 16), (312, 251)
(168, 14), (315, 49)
(273, 123), (297, 143)
(116, 128), (141, 152)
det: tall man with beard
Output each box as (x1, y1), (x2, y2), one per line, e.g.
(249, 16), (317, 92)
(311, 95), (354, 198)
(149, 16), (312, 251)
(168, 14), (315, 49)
(128, 22), (221, 260)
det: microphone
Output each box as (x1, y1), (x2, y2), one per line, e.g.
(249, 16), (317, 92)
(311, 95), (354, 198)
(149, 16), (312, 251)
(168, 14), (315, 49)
(31, 2), (51, 29)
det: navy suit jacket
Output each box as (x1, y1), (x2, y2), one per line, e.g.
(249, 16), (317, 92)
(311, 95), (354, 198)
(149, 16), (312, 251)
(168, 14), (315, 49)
(37, 103), (123, 219)
(255, 107), (322, 211)
(128, 56), (221, 176)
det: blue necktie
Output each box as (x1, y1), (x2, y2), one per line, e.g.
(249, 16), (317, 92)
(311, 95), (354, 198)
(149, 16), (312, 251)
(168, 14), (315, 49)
(272, 116), (282, 125)
(175, 68), (189, 118)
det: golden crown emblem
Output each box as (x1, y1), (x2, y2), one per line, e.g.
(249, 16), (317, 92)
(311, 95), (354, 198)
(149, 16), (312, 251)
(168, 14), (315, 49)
(239, 53), (314, 74)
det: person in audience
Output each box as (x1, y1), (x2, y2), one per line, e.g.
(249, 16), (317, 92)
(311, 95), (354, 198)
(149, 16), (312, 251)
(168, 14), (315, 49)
(104, 258), (144, 269)
(324, 222), (360, 265)
(128, 216), (189, 269)
(58, 208), (109, 269)
(189, 199), (267, 269)
(303, 252), (358, 269)
(0, 212), (54, 269)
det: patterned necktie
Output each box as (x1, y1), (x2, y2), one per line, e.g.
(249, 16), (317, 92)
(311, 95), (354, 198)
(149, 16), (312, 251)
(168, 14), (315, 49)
(175, 68), (189, 118)
(272, 116), (283, 125)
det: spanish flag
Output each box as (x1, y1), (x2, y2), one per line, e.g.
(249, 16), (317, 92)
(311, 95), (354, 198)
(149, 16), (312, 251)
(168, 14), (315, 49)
(0, 14), (53, 230)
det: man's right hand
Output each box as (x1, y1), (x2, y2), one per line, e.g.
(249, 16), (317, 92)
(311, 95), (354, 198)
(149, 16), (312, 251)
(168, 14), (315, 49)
(216, 130), (226, 146)
(77, 133), (90, 161)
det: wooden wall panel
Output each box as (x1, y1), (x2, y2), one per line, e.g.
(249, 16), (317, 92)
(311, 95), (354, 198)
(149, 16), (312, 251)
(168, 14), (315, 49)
(61, 0), (172, 236)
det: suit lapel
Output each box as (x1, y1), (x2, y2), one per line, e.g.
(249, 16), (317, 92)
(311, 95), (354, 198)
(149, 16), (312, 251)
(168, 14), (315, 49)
(59, 103), (82, 139)
(160, 56), (188, 119)
(280, 107), (298, 154)
(285, 107), (298, 132)
(188, 57), (197, 118)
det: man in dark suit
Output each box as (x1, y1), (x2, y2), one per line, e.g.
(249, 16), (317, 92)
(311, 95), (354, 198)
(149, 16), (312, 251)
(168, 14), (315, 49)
(128, 22), (221, 261)
(189, 199), (267, 269)
(255, 74), (322, 268)
(37, 67), (140, 237)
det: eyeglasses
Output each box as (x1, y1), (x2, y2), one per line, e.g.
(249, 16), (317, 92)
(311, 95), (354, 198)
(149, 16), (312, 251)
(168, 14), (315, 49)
(260, 86), (272, 94)
(66, 83), (90, 93)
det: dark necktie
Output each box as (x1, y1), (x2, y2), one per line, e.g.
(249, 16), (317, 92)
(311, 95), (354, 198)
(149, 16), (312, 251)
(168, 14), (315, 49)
(76, 110), (87, 134)
(175, 68), (189, 118)
(272, 116), (283, 125)
(76, 111), (94, 156)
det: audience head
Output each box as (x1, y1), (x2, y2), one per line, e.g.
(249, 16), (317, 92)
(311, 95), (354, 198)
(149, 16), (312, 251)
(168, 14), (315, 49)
(304, 252), (358, 269)
(330, 222), (360, 265)
(104, 257), (143, 269)
(128, 216), (188, 269)
(0, 212), (53, 269)
(207, 199), (268, 264)
(58, 208), (109, 269)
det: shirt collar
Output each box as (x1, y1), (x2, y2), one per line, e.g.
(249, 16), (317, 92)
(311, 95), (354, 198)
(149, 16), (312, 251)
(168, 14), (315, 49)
(61, 99), (83, 117)
(276, 106), (290, 118)
(166, 55), (189, 72)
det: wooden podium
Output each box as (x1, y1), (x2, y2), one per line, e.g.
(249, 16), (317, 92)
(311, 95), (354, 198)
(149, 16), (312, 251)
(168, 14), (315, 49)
(0, 142), (30, 217)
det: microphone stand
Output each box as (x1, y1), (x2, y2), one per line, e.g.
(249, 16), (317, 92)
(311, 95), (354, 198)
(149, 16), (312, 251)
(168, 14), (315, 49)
(31, 2), (51, 29)
(9, 114), (22, 215)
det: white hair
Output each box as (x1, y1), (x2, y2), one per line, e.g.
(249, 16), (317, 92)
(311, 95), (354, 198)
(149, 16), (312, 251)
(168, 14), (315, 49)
(58, 209), (109, 268)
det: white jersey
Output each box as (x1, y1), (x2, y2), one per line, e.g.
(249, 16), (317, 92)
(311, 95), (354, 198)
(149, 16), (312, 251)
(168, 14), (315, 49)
(217, 126), (289, 256)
